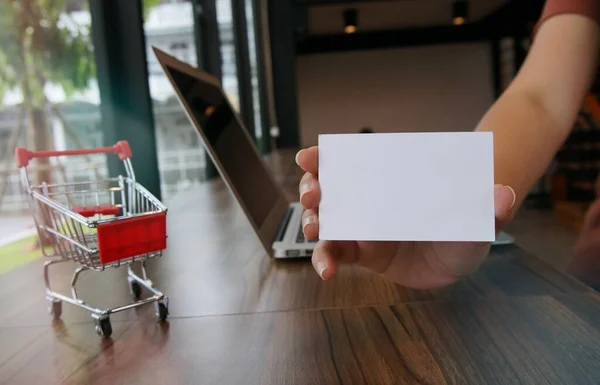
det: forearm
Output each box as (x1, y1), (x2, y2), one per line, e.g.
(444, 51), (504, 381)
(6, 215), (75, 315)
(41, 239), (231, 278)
(473, 14), (599, 215)
(475, 90), (575, 211)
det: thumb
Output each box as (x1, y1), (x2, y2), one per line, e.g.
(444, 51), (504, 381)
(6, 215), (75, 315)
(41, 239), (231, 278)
(494, 184), (516, 231)
(472, 184), (515, 248)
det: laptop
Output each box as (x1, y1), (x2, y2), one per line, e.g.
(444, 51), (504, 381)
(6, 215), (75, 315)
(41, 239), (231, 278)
(154, 47), (314, 258)
(153, 47), (515, 258)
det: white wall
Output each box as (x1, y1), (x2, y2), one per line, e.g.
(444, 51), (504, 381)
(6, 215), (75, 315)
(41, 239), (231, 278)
(297, 43), (495, 147)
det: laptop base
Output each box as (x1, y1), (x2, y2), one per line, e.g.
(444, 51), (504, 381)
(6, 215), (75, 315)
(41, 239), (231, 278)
(272, 202), (317, 259)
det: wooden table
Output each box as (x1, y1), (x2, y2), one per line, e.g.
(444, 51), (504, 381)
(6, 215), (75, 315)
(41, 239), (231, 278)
(1, 150), (600, 384)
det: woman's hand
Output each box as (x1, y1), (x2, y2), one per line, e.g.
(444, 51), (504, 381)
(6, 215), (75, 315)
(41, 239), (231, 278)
(296, 146), (517, 289)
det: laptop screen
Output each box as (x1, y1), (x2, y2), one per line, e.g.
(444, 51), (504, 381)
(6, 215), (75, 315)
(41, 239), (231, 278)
(164, 64), (285, 230)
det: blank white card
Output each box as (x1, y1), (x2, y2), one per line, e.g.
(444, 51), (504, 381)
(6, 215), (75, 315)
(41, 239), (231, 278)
(318, 132), (495, 242)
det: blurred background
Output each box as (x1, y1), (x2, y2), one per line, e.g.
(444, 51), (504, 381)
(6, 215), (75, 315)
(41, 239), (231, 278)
(0, 0), (593, 274)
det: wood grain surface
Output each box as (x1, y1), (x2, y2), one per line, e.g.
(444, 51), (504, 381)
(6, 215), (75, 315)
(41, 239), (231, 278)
(0, 150), (599, 384)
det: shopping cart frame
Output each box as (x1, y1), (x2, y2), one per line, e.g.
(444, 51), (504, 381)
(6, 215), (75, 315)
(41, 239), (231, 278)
(16, 141), (169, 338)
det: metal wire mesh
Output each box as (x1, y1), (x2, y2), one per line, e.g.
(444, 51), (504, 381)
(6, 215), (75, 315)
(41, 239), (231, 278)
(27, 176), (166, 270)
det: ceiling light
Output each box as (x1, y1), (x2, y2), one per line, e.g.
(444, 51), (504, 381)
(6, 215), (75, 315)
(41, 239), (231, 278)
(344, 25), (356, 34)
(452, 1), (468, 26)
(453, 16), (465, 25)
(343, 8), (358, 34)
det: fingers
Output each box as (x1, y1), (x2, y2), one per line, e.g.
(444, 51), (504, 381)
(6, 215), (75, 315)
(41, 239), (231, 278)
(312, 241), (337, 280)
(296, 147), (320, 209)
(299, 172), (321, 209)
(311, 240), (358, 280)
(494, 184), (516, 230)
(302, 208), (319, 240)
(295, 146), (318, 174)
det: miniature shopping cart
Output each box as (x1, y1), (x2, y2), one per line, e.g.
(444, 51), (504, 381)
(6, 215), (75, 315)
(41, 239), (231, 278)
(16, 141), (168, 338)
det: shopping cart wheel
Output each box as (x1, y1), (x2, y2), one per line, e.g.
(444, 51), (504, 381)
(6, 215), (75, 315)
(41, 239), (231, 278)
(155, 300), (168, 322)
(129, 280), (142, 299)
(48, 300), (62, 319)
(94, 316), (112, 338)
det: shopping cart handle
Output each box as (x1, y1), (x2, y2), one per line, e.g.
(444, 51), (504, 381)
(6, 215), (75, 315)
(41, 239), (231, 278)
(15, 141), (132, 168)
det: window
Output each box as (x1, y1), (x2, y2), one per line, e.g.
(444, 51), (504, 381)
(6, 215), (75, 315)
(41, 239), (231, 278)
(0, 0), (106, 219)
(244, 0), (265, 140)
(144, 0), (207, 203)
(170, 41), (191, 63)
(217, 0), (240, 112)
(142, 0), (268, 202)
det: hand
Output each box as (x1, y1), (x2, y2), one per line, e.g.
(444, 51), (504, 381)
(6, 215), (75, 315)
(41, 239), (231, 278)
(296, 146), (517, 289)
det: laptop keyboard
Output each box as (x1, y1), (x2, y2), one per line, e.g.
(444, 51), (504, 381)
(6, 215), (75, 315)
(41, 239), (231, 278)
(296, 223), (318, 244)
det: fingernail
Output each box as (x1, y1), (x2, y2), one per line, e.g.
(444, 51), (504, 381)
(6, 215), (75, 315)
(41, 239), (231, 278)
(505, 185), (517, 210)
(299, 182), (312, 198)
(303, 215), (316, 230)
(316, 261), (328, 279)
(295, 150), (304, 166)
